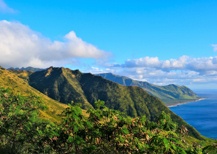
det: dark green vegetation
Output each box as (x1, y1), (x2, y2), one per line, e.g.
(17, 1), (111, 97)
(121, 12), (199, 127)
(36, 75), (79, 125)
(28, 67), (202, 139)
(1, 66), (216, 153)
(0, 88), (216, 153)
(97, 73), (199, 106)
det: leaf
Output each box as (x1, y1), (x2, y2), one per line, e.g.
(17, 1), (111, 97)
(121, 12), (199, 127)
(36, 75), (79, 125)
(67, 136), (73, 143)
(118, 135), (125, 143)
(73, 125), (79, 133)
(163, 138), (169, 151)
(121, 126), (129, 135)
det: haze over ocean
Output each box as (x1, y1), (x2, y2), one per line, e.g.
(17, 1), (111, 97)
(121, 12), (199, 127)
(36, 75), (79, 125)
(170, 90), (217, 139)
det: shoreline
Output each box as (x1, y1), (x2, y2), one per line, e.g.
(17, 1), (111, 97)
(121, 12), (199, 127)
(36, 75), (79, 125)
(167, 98), (205, 108)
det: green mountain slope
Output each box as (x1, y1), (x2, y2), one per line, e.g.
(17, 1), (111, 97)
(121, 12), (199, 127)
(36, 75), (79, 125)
(97, 73), (199, 106)
(0, 66), (67, 122)
(29, 67), (202, 139)
(29, 67), (92, 109)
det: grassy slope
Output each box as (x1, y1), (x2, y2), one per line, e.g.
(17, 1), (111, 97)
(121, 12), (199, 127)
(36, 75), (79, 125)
(0, 67), (68, 122)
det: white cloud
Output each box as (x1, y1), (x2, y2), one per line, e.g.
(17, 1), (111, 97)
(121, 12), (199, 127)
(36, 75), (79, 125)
(91, 55), (217, 87)
(122, 56), (160, 68)
(186, 57), (217, 73)
(0, 20), (109, 68)
(162, 56), (188, 69)
(0, 0), (15, 13)
(115, 55), (217, 73)
(64, 31), (106, 58)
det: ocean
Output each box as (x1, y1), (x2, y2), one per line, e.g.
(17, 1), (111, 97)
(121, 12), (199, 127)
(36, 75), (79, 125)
(169, 89), (217, 139)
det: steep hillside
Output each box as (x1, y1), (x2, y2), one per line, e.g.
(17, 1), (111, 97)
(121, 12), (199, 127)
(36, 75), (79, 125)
(0, 66), (67, 122)
(97, 73), (199, 106)
(29, 67), (202, 139)
(29, 67), (91, 109)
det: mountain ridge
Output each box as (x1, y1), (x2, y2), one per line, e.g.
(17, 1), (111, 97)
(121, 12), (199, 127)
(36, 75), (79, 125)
(8, 67), (199, 106)
(96, 73), (199, 106)
(28, 66), (202, 139)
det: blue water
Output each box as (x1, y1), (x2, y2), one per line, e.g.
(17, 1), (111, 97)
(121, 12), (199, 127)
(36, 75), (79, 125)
(170, 90), (217, 139)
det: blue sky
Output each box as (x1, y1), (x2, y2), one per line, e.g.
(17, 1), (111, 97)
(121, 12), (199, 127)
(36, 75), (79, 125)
(1, 0), (217, 89)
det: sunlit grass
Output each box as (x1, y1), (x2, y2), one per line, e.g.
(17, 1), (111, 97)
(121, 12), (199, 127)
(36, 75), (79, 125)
(0, 68), (68, 122)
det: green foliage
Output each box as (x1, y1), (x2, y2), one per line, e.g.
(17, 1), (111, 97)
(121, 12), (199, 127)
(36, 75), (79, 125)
(0, 89), (215, 153)
(202, 143), (217, 154)
(0, 87), (48, 153)
(158, 111), (177, 131)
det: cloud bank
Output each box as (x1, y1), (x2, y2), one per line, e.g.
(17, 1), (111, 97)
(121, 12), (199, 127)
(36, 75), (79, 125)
(0, 20), (108, 68)
(0, 0), (15, 13)
(91, 55), (217, 88)
(115, 56), (217, 74)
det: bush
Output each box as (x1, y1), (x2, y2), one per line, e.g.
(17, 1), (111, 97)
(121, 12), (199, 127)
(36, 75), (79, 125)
(0, 88), (214, 153)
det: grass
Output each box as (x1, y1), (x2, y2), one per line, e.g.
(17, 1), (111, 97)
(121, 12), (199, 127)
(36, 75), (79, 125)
(0, 68), (68, 123)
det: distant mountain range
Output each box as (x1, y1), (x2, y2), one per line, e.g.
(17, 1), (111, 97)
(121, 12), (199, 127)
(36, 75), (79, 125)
(97, 73), (199, 106)
(27, 66), (201, 138)
(8, 66), (43, 72)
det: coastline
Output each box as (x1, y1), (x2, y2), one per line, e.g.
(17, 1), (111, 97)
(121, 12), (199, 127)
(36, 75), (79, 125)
(169, 90), (217, 139)
(167, 98), (205, 108)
